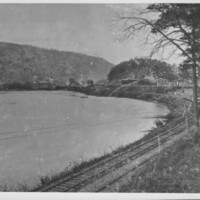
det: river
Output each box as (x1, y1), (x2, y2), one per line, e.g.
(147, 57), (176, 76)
(0, 91), (169, 188)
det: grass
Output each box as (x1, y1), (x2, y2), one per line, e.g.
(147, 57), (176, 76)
(0, 182), (31, 192)
(119, 128), (200, 193)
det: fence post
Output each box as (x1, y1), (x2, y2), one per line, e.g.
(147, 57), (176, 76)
(158, 133), (161, 154)
(184, 106), (189, 134)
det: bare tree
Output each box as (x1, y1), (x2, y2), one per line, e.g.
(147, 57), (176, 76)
(118, 4), (200, 130)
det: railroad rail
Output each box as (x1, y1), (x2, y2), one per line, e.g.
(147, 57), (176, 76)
(33, 113), (193, 192)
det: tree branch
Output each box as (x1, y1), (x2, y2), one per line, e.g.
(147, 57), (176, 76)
(119, 16), (192, 60)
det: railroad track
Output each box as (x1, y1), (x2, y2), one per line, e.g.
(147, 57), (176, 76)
(33, 113), (193, 192)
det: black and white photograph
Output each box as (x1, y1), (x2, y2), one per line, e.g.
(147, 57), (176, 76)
(0, 1), (200, 199)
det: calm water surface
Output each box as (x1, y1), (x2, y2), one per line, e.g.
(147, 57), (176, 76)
(0, 91), (169, 187)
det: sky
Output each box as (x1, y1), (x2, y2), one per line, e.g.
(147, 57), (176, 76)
(0, 4), (182, 65)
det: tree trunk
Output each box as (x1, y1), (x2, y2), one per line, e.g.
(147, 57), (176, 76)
(192, 63), (199, 128)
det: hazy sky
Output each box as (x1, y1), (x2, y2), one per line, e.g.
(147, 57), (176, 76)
(0, 4), (181, 65)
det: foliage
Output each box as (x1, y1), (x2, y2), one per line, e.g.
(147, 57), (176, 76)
(178, 63), (192, 83)
(147, 4), (200, 58)
(107, 57), (177, 83)
(107, 59), (137, 81)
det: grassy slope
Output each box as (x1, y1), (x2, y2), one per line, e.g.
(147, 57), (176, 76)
(119, 126), (200, 193)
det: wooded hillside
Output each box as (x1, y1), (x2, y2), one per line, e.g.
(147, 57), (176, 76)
(0, 42), (113, 85)
(107, 58), (177, 85)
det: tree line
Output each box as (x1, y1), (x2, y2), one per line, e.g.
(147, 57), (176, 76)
(107, 58), (177, 83)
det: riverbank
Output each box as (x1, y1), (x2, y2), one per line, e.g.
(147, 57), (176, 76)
(0, 87), (190, 191)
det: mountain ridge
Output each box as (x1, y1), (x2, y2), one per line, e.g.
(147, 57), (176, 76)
(0, 41), (114, 85)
